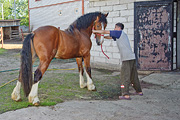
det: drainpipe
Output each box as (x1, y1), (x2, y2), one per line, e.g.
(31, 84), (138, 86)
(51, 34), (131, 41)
(82, 0), (84, 15)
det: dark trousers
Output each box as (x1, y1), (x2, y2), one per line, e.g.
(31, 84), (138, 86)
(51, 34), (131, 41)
(120, 59), (142, 96)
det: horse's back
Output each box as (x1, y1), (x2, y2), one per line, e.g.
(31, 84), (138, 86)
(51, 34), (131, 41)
(33, 26), (59, 37)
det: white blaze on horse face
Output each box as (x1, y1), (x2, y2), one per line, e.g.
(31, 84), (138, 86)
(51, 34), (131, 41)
(85, 69), (96, 91)
(79, 70), (87, 88)
(11, 81), (21, 101)
(28, 82), (40, 105)
(100, 23), (104, 45)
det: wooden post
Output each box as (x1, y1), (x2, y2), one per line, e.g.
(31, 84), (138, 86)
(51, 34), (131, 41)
(21, 28), (24, 41)
(9, 27), (12, 39)
(1, 27), (3, 48)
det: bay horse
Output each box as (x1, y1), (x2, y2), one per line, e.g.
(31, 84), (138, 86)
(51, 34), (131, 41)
(11, 12), (108, 105)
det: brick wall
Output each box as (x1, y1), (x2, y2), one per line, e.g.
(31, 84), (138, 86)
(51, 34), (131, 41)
(87, 0), (156, 70)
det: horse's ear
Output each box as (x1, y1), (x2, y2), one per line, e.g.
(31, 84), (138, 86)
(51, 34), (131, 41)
(105, 12), (109, 17)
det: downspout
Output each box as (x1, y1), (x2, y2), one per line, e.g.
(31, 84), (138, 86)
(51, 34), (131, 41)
(82, 0), (84, 15)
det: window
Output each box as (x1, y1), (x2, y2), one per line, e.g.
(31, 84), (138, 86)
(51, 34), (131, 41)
(75, 8), (79, 14)
(59, 10), (62, 16)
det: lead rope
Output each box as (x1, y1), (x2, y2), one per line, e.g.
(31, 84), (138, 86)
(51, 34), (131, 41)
(92, 26), (109, 59)
(101, 44), (109, 59)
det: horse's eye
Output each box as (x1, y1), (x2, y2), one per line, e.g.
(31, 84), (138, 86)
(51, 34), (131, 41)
(97, 25), (100, 28)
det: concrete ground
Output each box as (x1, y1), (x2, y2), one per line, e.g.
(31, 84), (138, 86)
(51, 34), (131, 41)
(0, 71), (180, 120)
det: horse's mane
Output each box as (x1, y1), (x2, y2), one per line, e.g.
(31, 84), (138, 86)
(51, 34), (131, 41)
(65, 12), (107, 34)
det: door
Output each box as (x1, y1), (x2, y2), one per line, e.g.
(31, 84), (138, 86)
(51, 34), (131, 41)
(134, 1), (174, 70)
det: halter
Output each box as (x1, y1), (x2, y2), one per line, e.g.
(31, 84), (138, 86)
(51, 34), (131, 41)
(92, 26), (104, 38)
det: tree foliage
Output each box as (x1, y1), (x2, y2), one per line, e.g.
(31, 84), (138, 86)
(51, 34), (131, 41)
(0, 0), (29, 26)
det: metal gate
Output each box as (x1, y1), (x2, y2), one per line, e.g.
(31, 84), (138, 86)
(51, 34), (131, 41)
(134, 0), (176, 70)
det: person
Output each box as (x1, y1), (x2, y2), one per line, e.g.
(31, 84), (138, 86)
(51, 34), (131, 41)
(92, 22), (143, 100)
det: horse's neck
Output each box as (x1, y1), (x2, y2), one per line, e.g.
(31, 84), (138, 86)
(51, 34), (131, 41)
(82, 24), (94, 38)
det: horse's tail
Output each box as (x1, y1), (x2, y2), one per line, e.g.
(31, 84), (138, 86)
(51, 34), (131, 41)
(20, 33), (34, 97)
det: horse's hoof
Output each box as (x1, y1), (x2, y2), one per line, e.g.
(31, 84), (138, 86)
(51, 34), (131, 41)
(16, 98), (22, 102)
(12, 98), (22, 102)
(80, 83), (87, 88)
(34, 101), (40, 106)
(87, 84), (96, 91)
(92, 87), (97, 91)
(11, 93), (21, 102)
(90, 86), (96, 91)
(28, 96), (40, 105)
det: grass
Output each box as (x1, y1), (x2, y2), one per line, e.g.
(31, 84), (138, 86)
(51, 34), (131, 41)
(0, 48), (7, 55)
(0, 71), (121, 114)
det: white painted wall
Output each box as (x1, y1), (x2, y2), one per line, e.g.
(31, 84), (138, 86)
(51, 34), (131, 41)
(29, 0), (84, 30)
(29, 0), (71, 9)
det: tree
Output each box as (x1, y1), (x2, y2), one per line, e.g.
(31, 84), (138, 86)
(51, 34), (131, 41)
(0, 0), (29, 26)
(16, 0), (29, 26)
(0, 0), (13, 20)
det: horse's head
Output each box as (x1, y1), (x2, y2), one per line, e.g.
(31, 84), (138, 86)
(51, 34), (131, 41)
(93, 13), (108, 46)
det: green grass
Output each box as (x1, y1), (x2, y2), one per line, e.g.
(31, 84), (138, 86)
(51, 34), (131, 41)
(0, 48), (7, 55)
(0, 72), (121, 114)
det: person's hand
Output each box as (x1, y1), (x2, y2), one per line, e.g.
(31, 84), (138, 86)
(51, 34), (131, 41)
(92, 30), (96, 33)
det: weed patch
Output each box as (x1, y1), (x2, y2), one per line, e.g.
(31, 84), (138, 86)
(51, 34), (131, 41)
(0, 71), (121, 114)
(0, 48), (7, 55)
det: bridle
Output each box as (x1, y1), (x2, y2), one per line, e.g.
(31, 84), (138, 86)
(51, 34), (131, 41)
(92, 26), (104, 38)
(92, 25), (109, 59)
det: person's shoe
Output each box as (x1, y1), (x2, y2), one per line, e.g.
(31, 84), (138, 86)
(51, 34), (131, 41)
(119, 96), (131, 100)
(131, 92), (143, 96)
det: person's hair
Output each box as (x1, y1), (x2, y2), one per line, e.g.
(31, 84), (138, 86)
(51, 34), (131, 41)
(115, 23), (124, 30)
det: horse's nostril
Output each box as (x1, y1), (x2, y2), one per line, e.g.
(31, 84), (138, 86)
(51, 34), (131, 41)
(96, 39), (100, 45)
(96, 41), (100, 45)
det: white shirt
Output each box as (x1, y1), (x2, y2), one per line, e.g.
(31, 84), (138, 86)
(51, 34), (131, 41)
(110, 30), (135, 61)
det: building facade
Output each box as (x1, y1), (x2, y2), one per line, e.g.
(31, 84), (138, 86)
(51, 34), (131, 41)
(29, 0), (180, 70)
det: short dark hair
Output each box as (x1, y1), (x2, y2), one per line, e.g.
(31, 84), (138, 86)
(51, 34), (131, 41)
(115, 23), (124, 30)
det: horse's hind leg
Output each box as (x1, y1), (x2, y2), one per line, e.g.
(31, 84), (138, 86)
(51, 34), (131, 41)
(83, 54), (96, 91)
(11, 48), (37, 102)
(11, 79), (22, 102)
(28, 59), (52, 105)
(76, 58), (87, 88)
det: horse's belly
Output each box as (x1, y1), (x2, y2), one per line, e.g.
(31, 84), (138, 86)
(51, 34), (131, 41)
(54, 49), (80, 59)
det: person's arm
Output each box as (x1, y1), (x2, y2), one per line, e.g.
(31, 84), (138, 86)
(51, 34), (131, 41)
(104, 36), (112, 39)
(92, 30), (122, 41)
(92, 30), (112, 39)
(92, 30), (110, 34)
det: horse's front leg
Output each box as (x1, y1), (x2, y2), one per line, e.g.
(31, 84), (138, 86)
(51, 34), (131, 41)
(76, 58), (87, 88)
(83, 54), (96, 91)
(11, 79), (22, 102)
